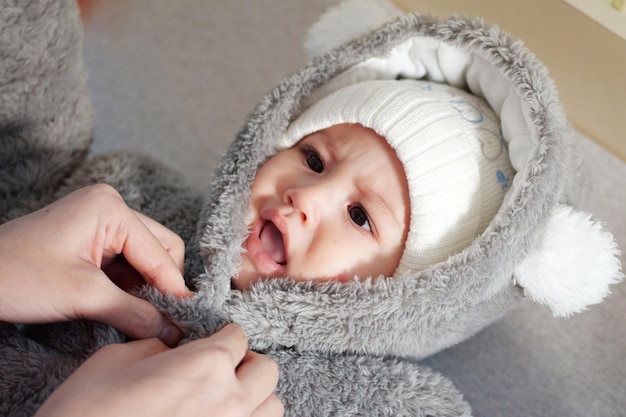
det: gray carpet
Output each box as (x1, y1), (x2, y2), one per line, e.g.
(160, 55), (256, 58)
(82, 1), (626, 416)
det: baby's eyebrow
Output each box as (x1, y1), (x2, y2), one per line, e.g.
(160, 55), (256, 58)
(359, 183), (403, 232)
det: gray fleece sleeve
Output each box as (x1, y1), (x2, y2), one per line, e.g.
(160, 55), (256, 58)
(0, 0), (93, 220)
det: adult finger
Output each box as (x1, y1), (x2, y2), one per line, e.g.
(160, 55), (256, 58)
(76, 268), (183, 346)
(236, 351), (280, 407)
(133, 210), (186, 274)
(251, 394), (285, 417)
(53, 185), (185, 297)
(80, 338), (170, 373)
(114, 209), (189, 298)
(196, 323), (249, 368)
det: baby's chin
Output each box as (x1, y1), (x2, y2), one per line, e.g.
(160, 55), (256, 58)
(231, 255), (255, 290)
(230, 276), (249, 290)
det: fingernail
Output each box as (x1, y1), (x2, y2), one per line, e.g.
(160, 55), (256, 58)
(159, 322), (183, 347)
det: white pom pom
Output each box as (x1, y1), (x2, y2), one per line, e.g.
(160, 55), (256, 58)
(514, 205), (623, 317)
(305, 0), (403, 58)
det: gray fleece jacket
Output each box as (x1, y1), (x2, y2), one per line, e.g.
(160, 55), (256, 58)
(0, 1), (622, 416)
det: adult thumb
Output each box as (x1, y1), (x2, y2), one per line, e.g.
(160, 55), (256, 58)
(86, 281), (183, 347)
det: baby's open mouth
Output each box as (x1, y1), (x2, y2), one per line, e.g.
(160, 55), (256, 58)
(259, 221), (286, 265)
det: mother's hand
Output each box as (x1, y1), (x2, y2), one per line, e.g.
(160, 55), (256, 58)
(0, 184), (190, 345)
(35, 324), (283, 417)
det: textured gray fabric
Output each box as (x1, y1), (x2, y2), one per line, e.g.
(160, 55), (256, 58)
(0, 1), (623, 417)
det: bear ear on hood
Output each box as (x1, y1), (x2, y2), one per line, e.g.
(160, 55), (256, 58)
(305, 0), (403, 58)
(514, 205), (623, 317)
(305, 0), (624, 319)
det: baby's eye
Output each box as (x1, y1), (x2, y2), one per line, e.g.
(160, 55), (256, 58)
(303, 147), (324, 173)
(349, 204), (371, 232)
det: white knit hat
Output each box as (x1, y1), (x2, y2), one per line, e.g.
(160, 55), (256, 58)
(278, 79), (515, 276)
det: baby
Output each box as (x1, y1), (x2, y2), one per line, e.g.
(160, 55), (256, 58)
(234, 79), (515, 290)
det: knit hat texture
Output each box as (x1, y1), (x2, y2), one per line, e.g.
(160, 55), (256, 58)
(279, 79), (515, 276)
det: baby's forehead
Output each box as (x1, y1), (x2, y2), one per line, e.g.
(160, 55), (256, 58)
(309, 123), (409, 209)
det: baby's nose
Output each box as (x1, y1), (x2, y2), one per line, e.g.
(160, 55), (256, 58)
(283, 185), (325, 228)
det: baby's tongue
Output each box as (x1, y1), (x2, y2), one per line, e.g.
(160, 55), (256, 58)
(260, 222), (286, 265)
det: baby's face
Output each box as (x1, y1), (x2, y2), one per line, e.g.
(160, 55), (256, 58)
(233, 123), (409, 290)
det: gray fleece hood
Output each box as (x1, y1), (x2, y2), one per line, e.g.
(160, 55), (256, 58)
(191, 1), (622, 361)
(0, 1), (621, 416)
